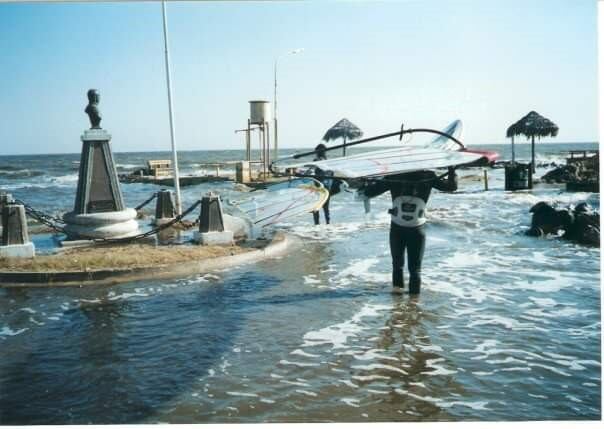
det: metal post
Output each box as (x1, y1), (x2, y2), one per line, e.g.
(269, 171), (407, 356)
(161, 0), (182, 215)
(263, 124), (268, 179)
(273, 59), (278, 162)
(531, 135), (536, 174)
(266, 121), (271, 171)
(246, 119), (251, 161)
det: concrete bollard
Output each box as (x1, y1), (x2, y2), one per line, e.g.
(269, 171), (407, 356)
(193, 193), (234, 245)
(154, 189), (176, 225)
(0, 192), (14, 238)
(1, 203), (35, 258)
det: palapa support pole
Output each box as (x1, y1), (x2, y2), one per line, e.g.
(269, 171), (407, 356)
(483, 169), (489, 191)
(1, 202), (35, 258)
(531, 135), (536, 173)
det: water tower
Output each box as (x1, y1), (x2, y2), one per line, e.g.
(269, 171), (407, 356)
(247, 100), (272, 179)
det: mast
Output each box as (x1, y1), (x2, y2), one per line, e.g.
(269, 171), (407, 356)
(161, 0), (182, 214)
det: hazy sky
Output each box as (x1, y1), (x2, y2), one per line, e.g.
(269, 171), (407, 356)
(0, 0), (598, 155)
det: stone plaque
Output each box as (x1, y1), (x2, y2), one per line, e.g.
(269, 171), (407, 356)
(87, 143), (117, 213)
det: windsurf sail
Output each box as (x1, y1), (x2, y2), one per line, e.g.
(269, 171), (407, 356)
(228, 178), (329, 227)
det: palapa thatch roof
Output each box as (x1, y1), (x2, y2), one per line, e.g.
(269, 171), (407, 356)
(322, 118), (363, 142)
(506, 111), (559, 139)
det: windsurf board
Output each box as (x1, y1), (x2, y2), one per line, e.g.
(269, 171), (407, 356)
(282, 120), (497, 179)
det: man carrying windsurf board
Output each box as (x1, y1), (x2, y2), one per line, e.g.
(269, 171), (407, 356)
(359, 167), (457, 295)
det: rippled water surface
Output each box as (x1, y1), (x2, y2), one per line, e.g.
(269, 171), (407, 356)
(0, 144), (600, 423)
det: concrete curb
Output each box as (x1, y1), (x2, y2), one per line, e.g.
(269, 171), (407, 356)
(0, 232), (292, 288)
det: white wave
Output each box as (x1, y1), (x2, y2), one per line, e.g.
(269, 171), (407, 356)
(340, 397), (360, 407)
(29, 317), (45, 326)
(418, 344), (444, 352)
(295, 390), (317, 397)
(528, 363), (571, 377)
(108, 292), (149, 301)
(443, 251), (486, 268)
(468, 315), (534, 331)
(351, 363), (408, 375)
(422, 358), (458, 376)
(339, 379), (359, 388)
(280, 379), (310, 387)
(352, 374), (390, 382)
(0, 326), (29, 337)
(329, 258), (389, 287)
(353, 348), (399, 362)
(279, 360), (320, 368)
(303, 275), (321, 285)
(302, 303), (390, 349)
(440, 400), (490, 410)
(290, 349), (320, 358)
(528, 297), (558, 307)
(395, 389), (442, 404)
(226, 391), (258, 398)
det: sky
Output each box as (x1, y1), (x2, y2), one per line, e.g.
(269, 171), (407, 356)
(0, 0), (599, 155)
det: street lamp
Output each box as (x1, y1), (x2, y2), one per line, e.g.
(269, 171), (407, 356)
(273, 48), (304, 160)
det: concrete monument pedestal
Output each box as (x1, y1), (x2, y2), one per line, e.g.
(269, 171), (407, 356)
(0, 243), (35, 259)
(62, 124), (140, 241)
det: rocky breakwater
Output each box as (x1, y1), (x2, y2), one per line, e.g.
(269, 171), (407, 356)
(541, 152), (599, 192)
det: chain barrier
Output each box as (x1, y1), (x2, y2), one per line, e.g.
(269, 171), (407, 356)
(134, 192), (158, 211)
(85, 199), (202, 244)
(12, 194), (201, 244)
(14, 199), (66, 234)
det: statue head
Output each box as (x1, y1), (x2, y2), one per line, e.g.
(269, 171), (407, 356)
(87, 89), (100, 104)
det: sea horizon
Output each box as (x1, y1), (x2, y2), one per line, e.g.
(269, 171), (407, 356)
(0, 140), (599, 158)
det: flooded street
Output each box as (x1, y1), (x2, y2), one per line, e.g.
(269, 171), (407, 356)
(0, 147), (600, 423)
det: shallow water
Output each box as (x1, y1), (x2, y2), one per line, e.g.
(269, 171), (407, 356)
(0, 144), (600, 423)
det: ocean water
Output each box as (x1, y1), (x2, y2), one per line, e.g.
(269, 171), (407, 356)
(0, 142), (600, 423)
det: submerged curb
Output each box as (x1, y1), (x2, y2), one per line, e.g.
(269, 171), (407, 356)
(0, 232), (292, 288)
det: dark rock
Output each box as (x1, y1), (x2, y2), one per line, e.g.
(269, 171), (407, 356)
(526, 201), (599, 246)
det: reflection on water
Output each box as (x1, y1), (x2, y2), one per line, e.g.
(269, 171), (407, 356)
(0, 146), (600, 423)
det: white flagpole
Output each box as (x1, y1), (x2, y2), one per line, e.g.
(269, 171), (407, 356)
(161, 0), (182, 215)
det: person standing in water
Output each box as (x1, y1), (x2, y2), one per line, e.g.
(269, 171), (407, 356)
(360, 167), (457, 294)
(311, 143), (340, 225)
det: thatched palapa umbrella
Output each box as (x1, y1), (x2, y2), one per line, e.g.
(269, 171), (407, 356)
(322, 118), (363, 157)
(506, 111), (558, 172)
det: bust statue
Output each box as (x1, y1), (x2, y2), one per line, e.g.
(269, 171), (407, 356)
(85, 89), (102, 129)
